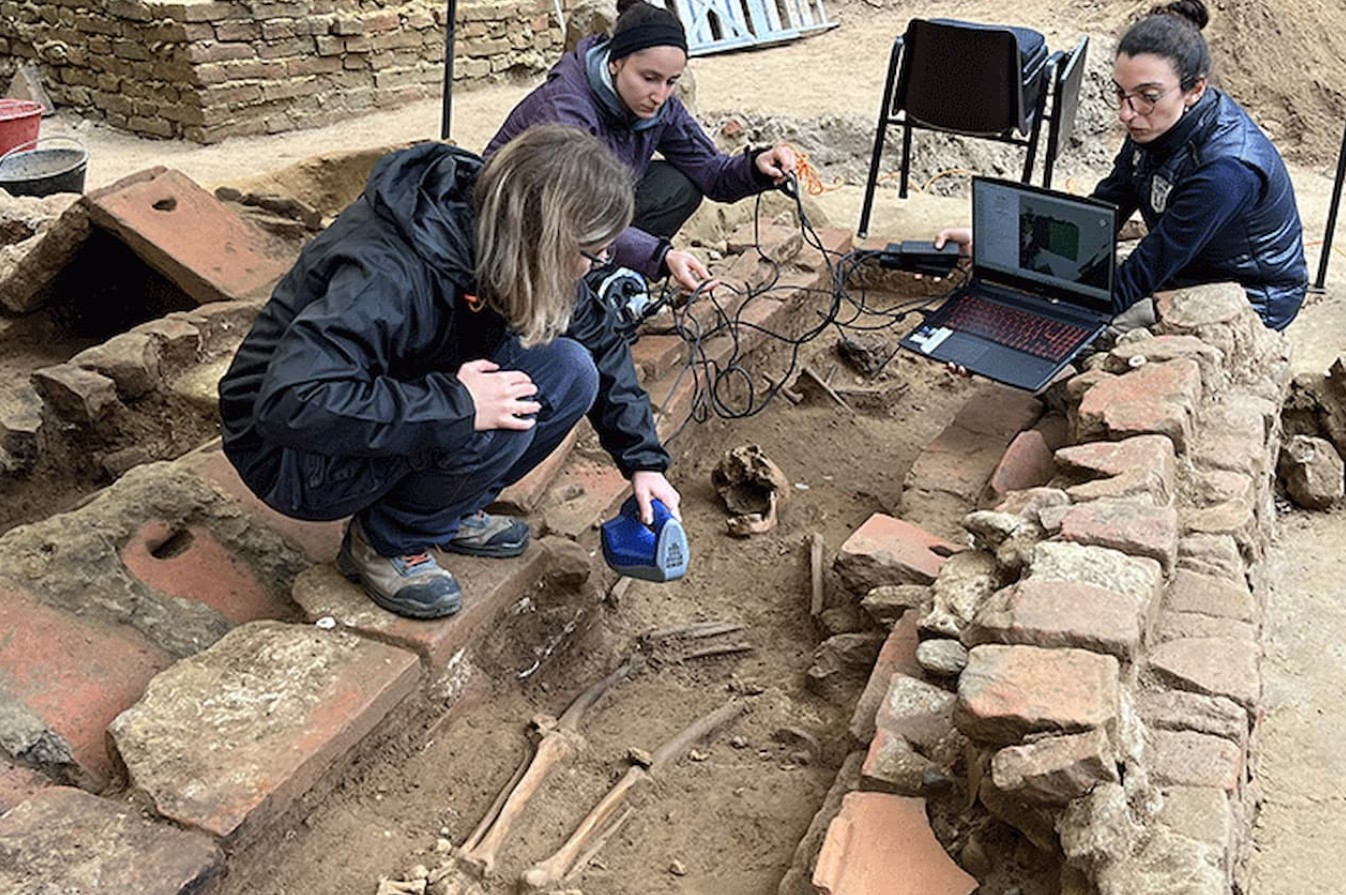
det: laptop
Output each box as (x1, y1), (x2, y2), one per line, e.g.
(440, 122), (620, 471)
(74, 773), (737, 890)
(899, 177), (1119, 392)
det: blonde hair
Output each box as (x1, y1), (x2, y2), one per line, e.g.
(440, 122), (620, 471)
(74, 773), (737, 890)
(474, 125), (635, 346)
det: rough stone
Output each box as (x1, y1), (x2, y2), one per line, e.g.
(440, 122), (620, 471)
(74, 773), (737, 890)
(69, 331), (164, 399)
(1027, 539), (1164, 608)
(976, 774), (1059, 853)
(1278, 434), (1344, 509)
(1156, 786), (1234, 848)
(955, 645), (1120, 746)
(915, 639), (968, 677)
(964, 578), (1146, 662)
(1094, 824), (1228, 894)
(1057, 782), (1136, 872)
(1075, 358), (1202, 453)
(834, 513), (962, 593)
(1164, 569), (1256, 623)
(860, 584), (930, 629)
(922, 549), (1004, 638)
(539, 535), (592, 587)
(1152, 611), (1257, 645)
(0, 385), (42, 473)
(108, 621), (420, 845)
(861, 729), (953, 796)
(849, 612), (920, 744)
(807, 632), (888, 705)
(31, 363), (121, 425)
(1055, 435), (1177, 506)
(0, 786), (224, 894)
(0, 194), (91, 313)
(1176, 533), (1246, 584)
(873, 673), (956, 754)
(1149, 637), (1260, 710)
(989, 727), (1119, 805)
(1103, 335), (1226, 392)
(813, 792), (977, 895)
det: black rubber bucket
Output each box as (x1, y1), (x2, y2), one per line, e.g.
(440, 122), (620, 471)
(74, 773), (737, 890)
(0, 136), (88, 198)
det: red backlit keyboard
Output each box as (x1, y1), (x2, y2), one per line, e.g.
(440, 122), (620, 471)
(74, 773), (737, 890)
(935, 295), (1092, 362)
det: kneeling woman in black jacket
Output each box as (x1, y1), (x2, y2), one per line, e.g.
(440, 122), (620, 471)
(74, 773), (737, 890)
(219, 125), (680, 619)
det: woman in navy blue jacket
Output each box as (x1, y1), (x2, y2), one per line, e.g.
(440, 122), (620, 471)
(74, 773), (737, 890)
(941, 0), (1308, 330)
(219, 127), (679, 620)
(486, 0), (797, 292)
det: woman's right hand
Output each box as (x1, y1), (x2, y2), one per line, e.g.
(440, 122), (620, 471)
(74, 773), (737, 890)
(665, 249), (717, 294)
(457, 359), (540, 431)
(935, 227), (973, 256)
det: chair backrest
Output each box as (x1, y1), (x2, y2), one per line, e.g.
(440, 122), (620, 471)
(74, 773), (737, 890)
(894, 18), (1046, 136)
(1052, 36), (1090, 148)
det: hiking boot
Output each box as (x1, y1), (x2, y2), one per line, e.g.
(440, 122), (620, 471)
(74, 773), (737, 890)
(440, 511), (531, 558)
(336, 520), (462, 619)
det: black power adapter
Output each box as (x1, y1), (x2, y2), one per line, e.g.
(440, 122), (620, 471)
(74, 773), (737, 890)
(876, 240), (962, 276)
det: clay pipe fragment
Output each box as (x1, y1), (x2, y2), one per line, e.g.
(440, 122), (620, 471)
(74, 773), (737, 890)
(455, 654), (642, 878)
(518, 699), (747, 892)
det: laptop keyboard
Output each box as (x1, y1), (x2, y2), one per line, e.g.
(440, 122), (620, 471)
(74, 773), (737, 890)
(936, 295), (1093, 362)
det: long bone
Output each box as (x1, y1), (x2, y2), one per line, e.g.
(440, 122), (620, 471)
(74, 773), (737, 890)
(454, 654), (641, 878)
(518, 699), (747, 892)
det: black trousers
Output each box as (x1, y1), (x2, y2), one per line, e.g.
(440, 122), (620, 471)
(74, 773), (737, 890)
(634, 160), (703, 239)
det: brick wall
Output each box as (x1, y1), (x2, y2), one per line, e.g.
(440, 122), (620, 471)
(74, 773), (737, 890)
(0, 0), (558, 143)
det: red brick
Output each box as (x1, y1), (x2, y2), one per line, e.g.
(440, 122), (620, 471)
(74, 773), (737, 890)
(1149, 729), (1243, 792)
(178, 441), (345, 562)
(540, 458), (632, 540)
(1075, 358), (1203, 453)
(0, 787), (224, 894)
(0, 759), (50, 814)
(952, 383), (1043, 439)
(904, 425), (1008, 503)
(1058, 499), (1179, 573)
(292, 546), (547, 667)
(990, 728), (1118, 805)
(629, 332), (686, 382)
(1164, 569), (1256, 622)
(1149, 637), (1260, 710)
(1055, 434), (1177, 506)
(834, 513), (963, 593)
(813, 792), (976, 895)
(955, 644), (1119, 746)
(490, 427), (577, 515)
(849, 611), (921, 743)
(84, 167), (295, 304)
(109, 622), (420, 845)
(120, 519), (288, 624)
(981, 428), (1056, 506)
(0, 582), (173, 787)
(647, 364), (698, 442)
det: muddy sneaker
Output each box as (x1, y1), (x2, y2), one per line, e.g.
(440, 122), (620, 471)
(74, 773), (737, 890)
(336, 520), (462, 619)
(440, 511), (531, 558)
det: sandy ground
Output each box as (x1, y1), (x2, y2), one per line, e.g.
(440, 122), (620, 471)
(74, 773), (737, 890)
(13, 0), (1346, 890)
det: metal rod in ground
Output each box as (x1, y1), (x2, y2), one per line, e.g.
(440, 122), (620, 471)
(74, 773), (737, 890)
(439, 0), (457, 140)
(1314, 118), (1346, 292)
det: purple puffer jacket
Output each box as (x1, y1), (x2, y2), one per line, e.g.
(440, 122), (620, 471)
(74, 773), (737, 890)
(484, 34), (765, 278)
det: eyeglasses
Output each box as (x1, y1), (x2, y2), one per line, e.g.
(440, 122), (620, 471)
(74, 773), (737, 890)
(1111, 83), (1174, 115)
(581, 247), (612, 270)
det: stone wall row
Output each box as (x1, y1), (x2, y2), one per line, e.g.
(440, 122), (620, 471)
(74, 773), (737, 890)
(0, 0), (557, 142)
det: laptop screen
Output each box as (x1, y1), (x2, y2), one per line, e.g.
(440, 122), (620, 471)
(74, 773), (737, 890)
(971, 177), (1117, 313)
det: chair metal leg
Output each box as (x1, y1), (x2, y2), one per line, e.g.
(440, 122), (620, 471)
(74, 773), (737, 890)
(1021, 58), (1054, 186)
(857, 37), (905, 239)
(899, 124), (913, 199)
(1313, 118), (1346, 292)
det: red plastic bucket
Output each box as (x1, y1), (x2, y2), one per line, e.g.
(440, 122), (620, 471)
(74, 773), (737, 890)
(0, 99), (43, 157)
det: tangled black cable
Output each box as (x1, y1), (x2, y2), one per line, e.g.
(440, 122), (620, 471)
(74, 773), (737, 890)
(647, 174), (966, 445)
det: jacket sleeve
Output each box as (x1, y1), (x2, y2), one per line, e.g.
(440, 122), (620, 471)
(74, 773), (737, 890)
(655, 100), (766, 204)
(251, 261), (477, 461)
(1112, 157), (1262, 310)
(565, 282), (671, 477)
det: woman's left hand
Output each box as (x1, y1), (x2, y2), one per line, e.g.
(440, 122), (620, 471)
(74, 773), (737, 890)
(755, 145), (797, 185)
(631, 470), (682, 525)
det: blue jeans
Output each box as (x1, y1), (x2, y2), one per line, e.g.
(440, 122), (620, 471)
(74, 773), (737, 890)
(261, 336), (599, 556)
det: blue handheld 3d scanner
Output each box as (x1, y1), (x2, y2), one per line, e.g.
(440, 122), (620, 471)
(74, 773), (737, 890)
(600, 497), (688, 582)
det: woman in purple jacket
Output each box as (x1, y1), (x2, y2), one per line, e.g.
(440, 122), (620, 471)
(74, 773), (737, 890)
(485, 0), (797, 292)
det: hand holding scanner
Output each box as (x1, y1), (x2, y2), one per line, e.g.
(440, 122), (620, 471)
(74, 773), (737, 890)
(600, 497), (689, 583)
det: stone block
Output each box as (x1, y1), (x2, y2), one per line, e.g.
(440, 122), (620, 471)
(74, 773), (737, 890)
(0, 758), (50, 814)
(955, 645), (1120, 746)
(178, 442), (345, 563)
(0, 384), (43, 473)
(629, 332), (686, 382)
(834, 514), (962, 593)
(807, 633), (888, 705)
(85, 167), (295, 304)
(1149, 729), (1243, 792)
(1176, 533), (1246, 584)
(1058, 499), (1179, 574)
(1149, 637), (1260, 709)
(813, 792), (977, 895)
(292, 546), (546, 667)
(1103, 334), (1226, 392)
(964, 578), (1146, 662)
(873, 673), (956, 754)
(0, 787), (224, 894)
(69, 331), (164, 399)
(861, 728), (952, 796)
(859, 584), (930, 629)
(109, 621), (420, 845)
(1026, 541), (1163, 607)
(0, 581), (173, 788)
(0, 194), (90, 314)
(848, 611), (920, 744)
(1156, 786), (1234, 848)
(904, 425), (1010, 503)
(990, 727), (1118, 805)
(976, 774), (1059, 853)
(120, 519), (291, 624)
(1055, 434), (1176, 506)
(1152, 610), (1256, 645)
(916, 639), (968, 678)
(1278, 434), (1344, 509)
(130, 316), (204, 371)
